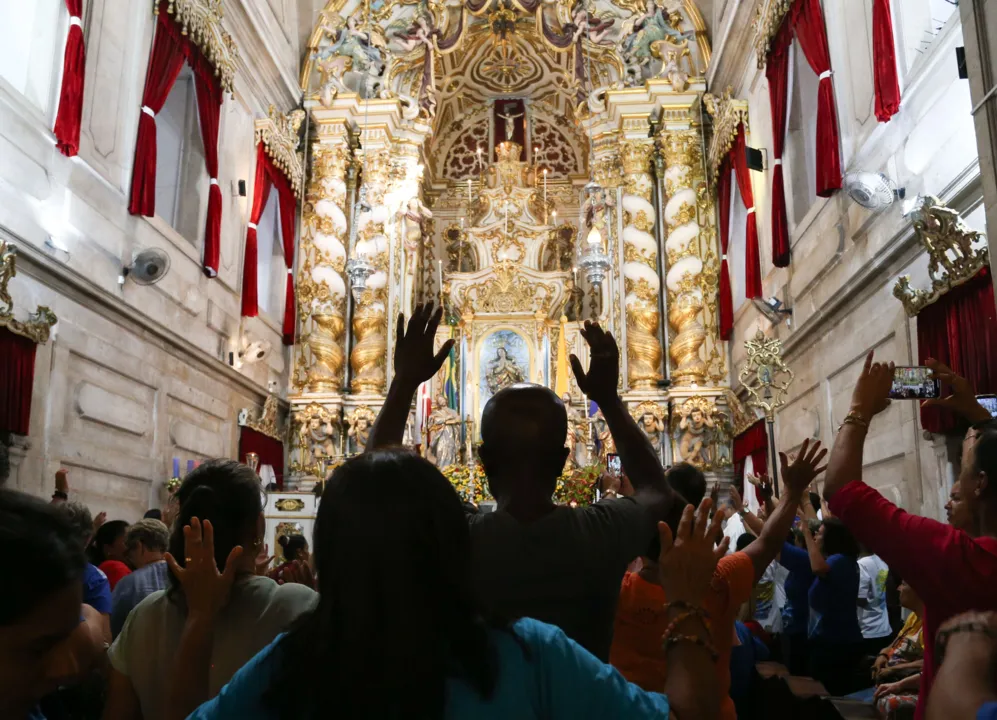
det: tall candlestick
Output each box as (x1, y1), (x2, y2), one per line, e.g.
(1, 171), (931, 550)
(437, 259), (443, 291)
(467, 178), (472, 205)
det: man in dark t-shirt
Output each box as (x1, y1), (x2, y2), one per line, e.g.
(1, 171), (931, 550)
(368, 305), (682, 660)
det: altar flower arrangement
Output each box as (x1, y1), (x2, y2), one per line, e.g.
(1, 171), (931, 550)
(554, 464), (603, 507)
(443, 464), (492, 505)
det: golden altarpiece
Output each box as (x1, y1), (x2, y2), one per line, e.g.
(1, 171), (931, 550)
(280, 0), (744, 497)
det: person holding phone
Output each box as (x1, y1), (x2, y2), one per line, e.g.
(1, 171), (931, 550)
(822, 355), (997, 718)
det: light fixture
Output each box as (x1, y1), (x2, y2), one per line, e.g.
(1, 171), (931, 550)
(346, 253), (374, 302)
(752, 296), (792, 324)
(578, 181), (612, 287)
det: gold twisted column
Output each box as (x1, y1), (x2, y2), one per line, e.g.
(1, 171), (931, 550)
(661, 129), (707, 386)
(296, 142), (351, 393)
(621, 141), (662, 389)
(350, 147), (391, 394)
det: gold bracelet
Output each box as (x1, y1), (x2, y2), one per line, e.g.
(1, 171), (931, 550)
(839, 411), (869, 432)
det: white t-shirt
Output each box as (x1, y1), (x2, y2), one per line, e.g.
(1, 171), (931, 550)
(108, 574), (317, 720)
(857, 554), (892, 639)
(754, 560), (789, 633)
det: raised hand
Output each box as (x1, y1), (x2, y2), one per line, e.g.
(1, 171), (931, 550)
(569, 321), (620, 407)
(923, 358), (991, 422)
(657, 498), (728, 606)
(729, 485), (744, 514)
(850, 351), (894, 420)
(55, 468), (69, 494)
(392, 303), (455, 389)
(254, 543), (274, 576)
(779, 439), (828, 498)
(277, 559), (315, 589)
(92, 511), (107, 532)
(165, 517), (243, 619)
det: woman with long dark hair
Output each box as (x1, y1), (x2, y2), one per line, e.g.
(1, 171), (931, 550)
(170, 449), (725, 720)
(801, 512), (865, 695)
(102, 460), (316, 720)
(89, 519), (131, 590)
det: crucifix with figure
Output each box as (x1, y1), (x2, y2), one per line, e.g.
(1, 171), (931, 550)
(497, 102), (524, 142)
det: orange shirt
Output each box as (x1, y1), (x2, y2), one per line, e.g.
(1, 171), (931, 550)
(609, 551), (755, 720)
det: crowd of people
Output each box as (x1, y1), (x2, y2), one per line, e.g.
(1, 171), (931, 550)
(2, 303), (997, 720)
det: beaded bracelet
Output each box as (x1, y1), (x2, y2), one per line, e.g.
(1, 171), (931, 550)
(663, 633), (719, 662)
(662, 601), (711, 620)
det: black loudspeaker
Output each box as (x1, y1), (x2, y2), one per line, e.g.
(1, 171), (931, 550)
(238, 179), (248, 197)
(746, 146), (765, 172)
(957, 46), (968, 79)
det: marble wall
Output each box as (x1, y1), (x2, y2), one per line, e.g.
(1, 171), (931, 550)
(1, 1), (304, 518)
(710, 0), (985, 520)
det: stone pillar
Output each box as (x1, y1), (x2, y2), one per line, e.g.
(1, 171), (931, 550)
(296, 141), (350, 394)
(350, 140), (391, 395)
(621, 140), (663, 389)
(661, 128), (707, 387)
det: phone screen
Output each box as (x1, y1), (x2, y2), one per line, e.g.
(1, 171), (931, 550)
(606, 453), (622, 478)
(889, 366), (941, 400)
(978, 395), (997, 418)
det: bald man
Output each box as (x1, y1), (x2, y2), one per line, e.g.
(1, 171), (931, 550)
(368, 305), (681, 660)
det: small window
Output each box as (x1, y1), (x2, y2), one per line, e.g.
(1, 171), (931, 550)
(785, 44), (819, 229)
(154, 65), (207, 245)
(0, 0), (65, 115)
(729, 174), (748, 312)
(255, 192), (286, 318)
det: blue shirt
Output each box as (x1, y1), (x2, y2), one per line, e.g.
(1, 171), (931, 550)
(729, 621), (769, 705)
(83, 563), (112, 615)
(980, 702), (997, 720)
(807, 554), (862, 643)
(188, 618), (671, 720)
(780, 542), (814, 636)
(110, 561), (169, 638)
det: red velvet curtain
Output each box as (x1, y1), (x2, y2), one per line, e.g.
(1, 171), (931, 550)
(766, 22), (793, 269)
(791, 0), (842, 197)
(241, 142), (273, 318)
(872, 0), (901, 122)
(239, 426), (285, 489)
(733, 419), (768, 499)
(270, 167), (298, 346)
(53, 0), (85, 157)
(918, 269), (997, 434)
(732, 124), (762, 300)
(193, 71), (223, 277)
(128, 11), (187, 216)
(717, 156), (733, 341)
(0, 329), (38, 436)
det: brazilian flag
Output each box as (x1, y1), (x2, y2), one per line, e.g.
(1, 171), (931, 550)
(443, 339), (459, 411)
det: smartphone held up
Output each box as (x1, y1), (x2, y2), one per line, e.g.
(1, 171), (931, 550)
(889, 366), (940, 400)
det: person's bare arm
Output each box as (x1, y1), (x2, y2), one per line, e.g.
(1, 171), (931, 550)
(46, 603), (108, 685)
(569, 321), (673, 500)
(729, 486), (764, 536)
(927, 613), (997, 720)
(801, 516), (830, 576)
(742, 440), (826, 583)
(102, 669), (144, 720)
(367, 304), (454, 450)
(823, 352), (893, 501)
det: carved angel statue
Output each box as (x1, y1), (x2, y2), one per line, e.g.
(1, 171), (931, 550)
(400, 197), (433, 315)
(388, 6), (449, 117)
(638, 410), (666, 453)
(619, 0), (694, 83)
(660, 49), (689, 91)
(677, 404), (714, 465)
(314, 10), (386, 102)
(0, 240), (15, 314)
(347, 414), (372, 453)
(569, 0), (615, 45)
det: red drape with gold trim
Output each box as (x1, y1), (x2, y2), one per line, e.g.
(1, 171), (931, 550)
(239, 426), (284, 489)
(918, 269), (997, 434)
(766, 23), (793, 269)
(717, 156), (733, 341)
(732, 125), (762, 299)
(241, 143), (273, 318)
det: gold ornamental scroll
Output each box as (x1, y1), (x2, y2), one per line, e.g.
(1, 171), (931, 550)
(296, 141), (351, 394)
(621, 141), (663, 389)
(661, 129), (707, 386)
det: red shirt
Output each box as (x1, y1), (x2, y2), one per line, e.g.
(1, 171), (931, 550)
(98, 560), (131, 591)
(828, 480), (997, 719)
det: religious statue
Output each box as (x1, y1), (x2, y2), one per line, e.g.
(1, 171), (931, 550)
(314, 11), (387, 102)
(677, 403), (715, 465)
(619, 0), (694, 84)
(497, 104), (523, 142)
(427, 395), (460, 468)
(542, 225), (576, 272)
(562, 394), (590, 470)
(660, 49), (690, 92)
(486, 346), (525, 393)
(400, 197), (432, 316)
(592, 409), (616, 464)
(0, 239), (14, 314)
(347, 407), (375, 454)
(389, 5), (464, 118)
(638, 409), (666, 454)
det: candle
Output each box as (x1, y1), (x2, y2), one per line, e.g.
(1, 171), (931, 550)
(186, 459), (195, 475)
(573, 267), (578, 284)
(467, 178), (472, 205)
(172, 458), (180, 478)
(437, 259), (443, 290)
(460, 217), (464, 228)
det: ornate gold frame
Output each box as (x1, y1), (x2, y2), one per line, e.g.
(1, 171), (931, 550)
(893, 196), (991, 317)
(154, 0), (239, 94)
(752, 0), (792, 68)
(0, 240), (58, 345)
(241, 394), (282, 441)
(255, 105), (306, 200)
(704, 87), (750, 188)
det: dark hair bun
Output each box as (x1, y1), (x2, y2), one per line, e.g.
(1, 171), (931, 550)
(278, 534), (290, 549)
(183, 485), (219, 516)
